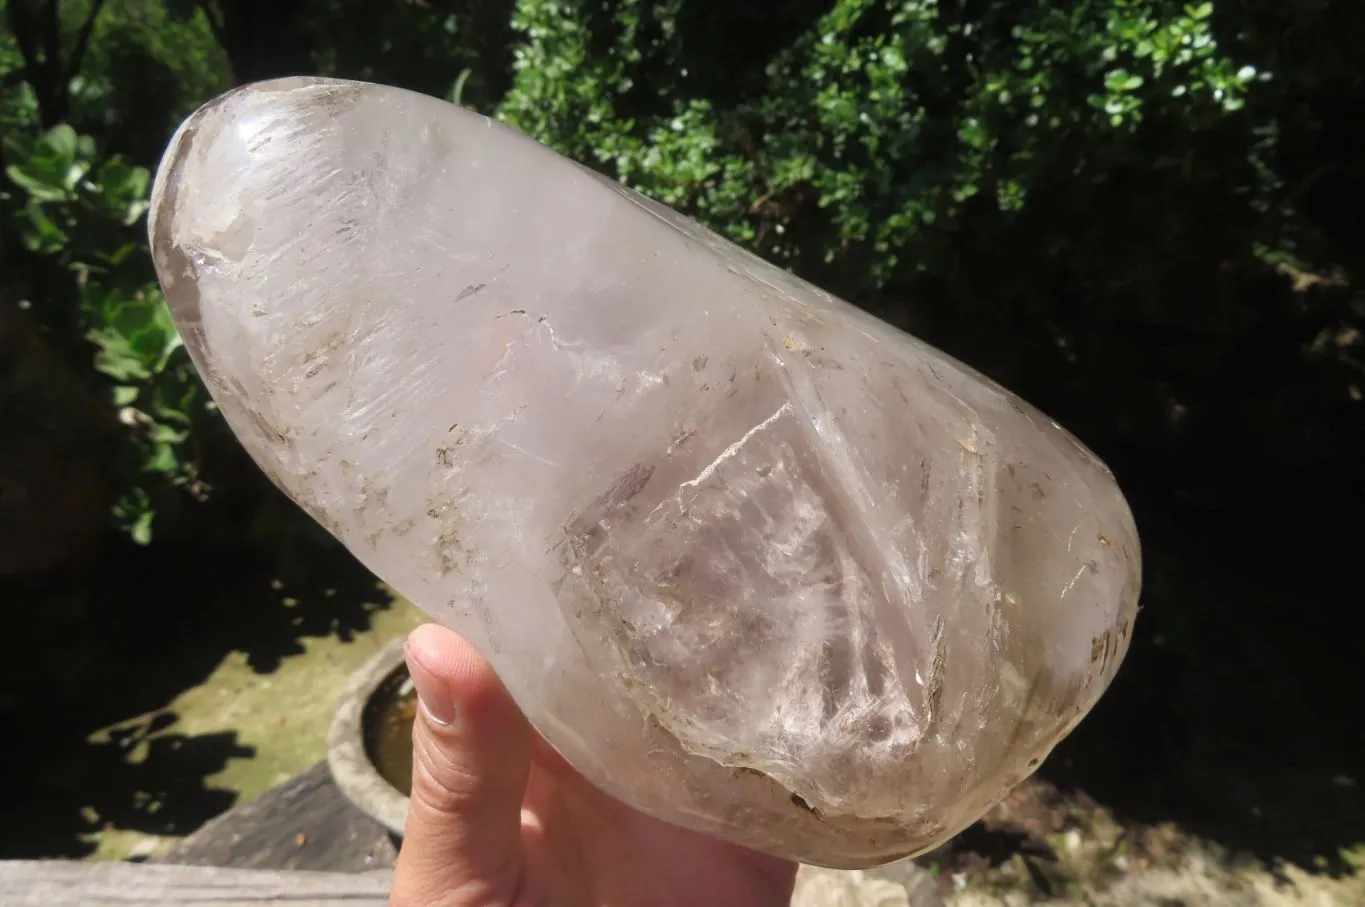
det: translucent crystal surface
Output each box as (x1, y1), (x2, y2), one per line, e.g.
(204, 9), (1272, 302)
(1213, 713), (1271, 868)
(148, 78), (1141, 868)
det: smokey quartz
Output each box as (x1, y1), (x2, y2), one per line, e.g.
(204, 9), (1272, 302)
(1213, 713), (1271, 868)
(148, 77), (1141, 867)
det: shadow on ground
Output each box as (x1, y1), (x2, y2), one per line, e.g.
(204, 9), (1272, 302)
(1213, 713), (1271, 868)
(0, 485), (394, 859)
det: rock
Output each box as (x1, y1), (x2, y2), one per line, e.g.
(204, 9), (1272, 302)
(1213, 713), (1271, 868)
(148, 78), (1141, 867)
(793, 864), (943, 907)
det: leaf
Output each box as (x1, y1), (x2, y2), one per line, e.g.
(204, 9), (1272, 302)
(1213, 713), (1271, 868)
(111, 300), (158, 339)
(149, 421), (189, 443)
(129, 325), (171, 365)
(6, 164), (69, 202)
(88, 328), (152, 381)
(16, 201), (69, 251)
(98, 243), (142, 266)
(129, 510), (155, 546)
(145, 443), (181, 475)
(63, 160), (92, 192)
(123, 199), (150, 226)
(1105, 70), (1145, 92)
(42, 124), (79, 163)
(449, 68), (474, 108)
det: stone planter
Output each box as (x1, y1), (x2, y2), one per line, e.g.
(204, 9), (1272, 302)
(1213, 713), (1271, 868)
(327, 638), (411, 836)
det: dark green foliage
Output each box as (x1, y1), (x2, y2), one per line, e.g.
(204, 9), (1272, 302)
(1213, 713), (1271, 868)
(309, 0), (517, 112)
(71, 0), (230, 165)
(3, 121), (214, 542)
(1, 0), (1362, 546)
(496, 0), (1362, 467)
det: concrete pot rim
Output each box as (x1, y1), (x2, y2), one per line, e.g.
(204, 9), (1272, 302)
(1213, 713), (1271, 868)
(327, 636), (411, 837)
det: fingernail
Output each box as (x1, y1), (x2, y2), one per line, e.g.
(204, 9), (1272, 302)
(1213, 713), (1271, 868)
(405, 642), (456, 727)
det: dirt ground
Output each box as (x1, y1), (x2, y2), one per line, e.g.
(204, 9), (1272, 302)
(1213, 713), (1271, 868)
(925, 776), (1364, 906)
(0, 526), (423, 861)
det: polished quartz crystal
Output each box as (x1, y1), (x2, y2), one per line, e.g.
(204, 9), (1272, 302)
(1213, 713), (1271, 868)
(148, 77), (1141, 868)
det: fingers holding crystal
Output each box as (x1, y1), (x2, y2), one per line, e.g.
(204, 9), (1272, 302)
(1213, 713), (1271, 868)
(393, 624), (533, 907)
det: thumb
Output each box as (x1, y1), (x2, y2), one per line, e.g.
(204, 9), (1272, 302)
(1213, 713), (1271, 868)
(391, 624), (532, 907)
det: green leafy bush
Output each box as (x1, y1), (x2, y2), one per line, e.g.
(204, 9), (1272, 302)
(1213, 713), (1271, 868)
(4, 123), (213, 544)
(1, 0), (1359, 556)
(496, 0), (1359, 461)
(500, 0), (1257, 274)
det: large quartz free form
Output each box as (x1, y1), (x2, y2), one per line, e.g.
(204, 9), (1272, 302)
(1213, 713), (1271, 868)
(149, 78), (1141, 868)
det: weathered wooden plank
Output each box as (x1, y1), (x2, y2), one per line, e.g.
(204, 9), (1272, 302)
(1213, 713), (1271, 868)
(154, 761), (398, 873)
(1, 858), (946, 907)
(0, 861), (393, 906)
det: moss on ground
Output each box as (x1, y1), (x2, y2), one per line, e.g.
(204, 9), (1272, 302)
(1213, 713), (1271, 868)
(85, 598), (423, 861)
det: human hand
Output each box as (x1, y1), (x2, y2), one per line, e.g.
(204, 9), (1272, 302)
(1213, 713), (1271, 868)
(390, 623), (798, 907)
